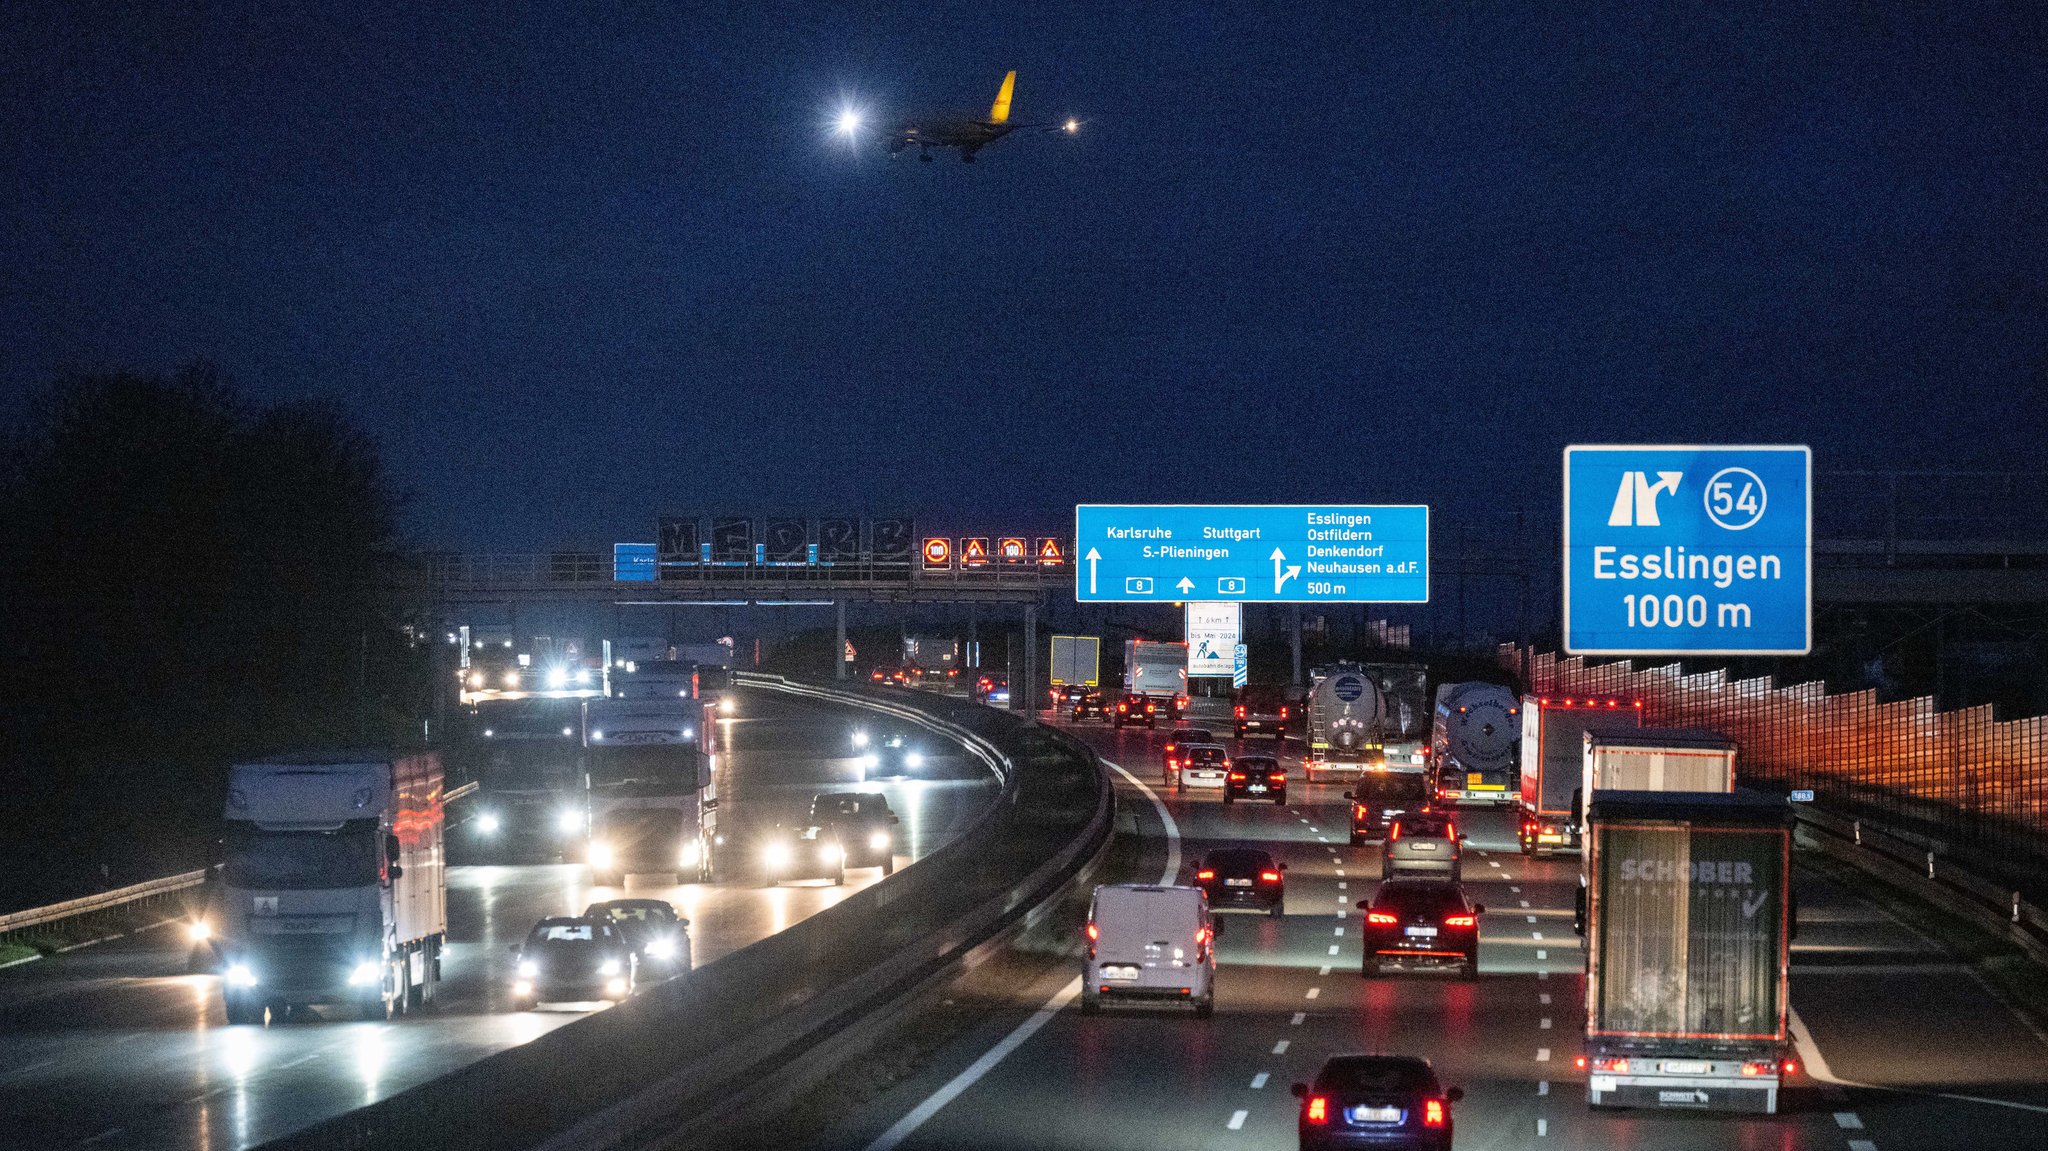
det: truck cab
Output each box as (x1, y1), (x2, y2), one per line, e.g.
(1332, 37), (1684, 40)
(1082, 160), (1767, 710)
(583, 699), (715, 884)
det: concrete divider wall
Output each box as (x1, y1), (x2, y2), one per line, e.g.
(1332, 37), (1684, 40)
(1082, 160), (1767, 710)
(258, 677), (1109, 1151)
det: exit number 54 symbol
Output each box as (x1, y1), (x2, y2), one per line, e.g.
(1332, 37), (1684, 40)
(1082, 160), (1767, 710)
(1704, 467), (1767, 531)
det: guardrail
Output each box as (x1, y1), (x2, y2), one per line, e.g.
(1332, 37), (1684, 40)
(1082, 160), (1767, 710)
(0, 870), (208, 943)
(258, 671), (1111, 1151)
(1793, 805), (2048, 968)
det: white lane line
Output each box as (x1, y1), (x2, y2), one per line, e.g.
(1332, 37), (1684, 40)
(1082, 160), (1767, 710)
(1540, 1017), (1552, 1029)
(1327, 945), (1339, 956)
(1848, 1143), (1876, 1151)
(1526, 915), (1538, 924)
(1318, 964), (1332, 975)
(1510, 885), (1521, 893)
(1835, 1112), (1864, 1129)
(1537, 1080), (1549, 1096)
(1251, 1072), (1270, 1089)
(1305, 987), (1320, 1000)
(1532, 931), (1544, 940)
(1334, 927), (1344, 936)
(1274, 1040), (1290, 1054)
(78, 1129), (124, 1146)
(1537, 1118), (1548, 1137)
(1336, 881), (1347, 890)
(1536, 949), (1547, 960)
(281, 1051), (322, 1069)
(1337, 896), (1347, 904)
(1291, 1012), (1306, 1025)
(1489, 861), (1501, 868)
(1539, 993), (1551, 1005)
(1227, 1110), (1248, 1130)
(1536, 1047), (1551, 1061)
(1519, 900), (1531, 908)
(1499, 873), (1513, 880)
(863, 758), (1175, 1151)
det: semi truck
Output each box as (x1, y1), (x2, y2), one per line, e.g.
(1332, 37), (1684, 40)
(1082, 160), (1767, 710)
(1517, 695), (1642, 854)
(1583, 728), (1737, 817)
(1578, 789), (1794, 1114)
(463, 697), (588, 856)
(583, 699), (717, 884)
(1123, 640), (1188, 719)
(1428, 682), (1520, 807)
(1049, 635), (1102, 690)
(1362, 663), (1431, 770)
(215, 751), (447, 1024)
(1305, 665), (1386, 783)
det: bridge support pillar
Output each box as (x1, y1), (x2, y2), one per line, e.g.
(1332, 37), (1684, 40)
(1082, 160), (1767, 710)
(1018, 603), (1038, 718)
(835, 599), (848, 680)
(1290, 605), (1303, 686)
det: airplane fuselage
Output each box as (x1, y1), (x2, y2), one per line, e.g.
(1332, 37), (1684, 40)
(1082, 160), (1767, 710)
(889, 118), (1015, 156)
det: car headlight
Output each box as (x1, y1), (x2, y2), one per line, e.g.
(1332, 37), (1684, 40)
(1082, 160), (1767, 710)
(503, 672), (520, 688)
(574, 668), (591, 684)
(588, 841), (615, 871)
(546, 668), (568, 689)
(476, 812), (501, 835)
(851, 730), (869, 748)
(599, 958), (622, 976)
(904, 751), (925, 769)
(858, 753), (879, 772)
(468, 673), (485, 688)
(225, 963), (259, 988)
(605, 977), (629, 997)
(719, 697), (736, 715)
(512, 979), (534, 997)
(680, 841), (701, 867)
(591, 730), (605, 741)
(868, 830), (891, 851)
(763, 842), (793, 869)
(348, 960), (382, 987)
(518, 960), (538, 978)
(557, 809), (583, 835)
(187, 919), (212, 943)
(645, 937), (675, 959)
(819, 843), (842, 863)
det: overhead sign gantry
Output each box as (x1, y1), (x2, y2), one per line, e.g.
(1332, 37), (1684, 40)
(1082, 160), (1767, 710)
(1073, 504), (1430, 604)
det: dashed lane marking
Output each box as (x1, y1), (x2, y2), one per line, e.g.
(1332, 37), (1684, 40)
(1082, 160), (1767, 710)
(1540, 1018), (1552, 1029)
(1835, 1113), (1864, 1129)
(1327, 945), (1339, 956)
(1537, 1118), (1548, 1137)
(1251, 1073), (1269, 1089)
(1848, 1143), (1876, 1151)
(1273, 1040), (1290, 1055)
(1536, 949), (1547, 960)
(1291, 1012), (1306, 1025)
(1318, 964), (1331, 975)
(1536, 1048), (1551, 1062)
(1227, 1110), (1247, 1130)
(1539, 993), (1551, 1005)
(1537, 1080), (1549, 1096)
(1305, 987), (1320, 999)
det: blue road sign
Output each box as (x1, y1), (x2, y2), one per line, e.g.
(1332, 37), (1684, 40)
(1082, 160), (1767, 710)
(1564, 445), (1811, 656)
(1231, 644), (1249, 690)
(613, 542), (656, 582)
(1074, 505), (1429, 604)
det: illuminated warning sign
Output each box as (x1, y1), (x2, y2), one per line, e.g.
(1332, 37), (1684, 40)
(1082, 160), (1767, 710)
(1036, 538), (1066, 566)
(961, 538), (991, 568)
(922, 538), (952, 569)
(998, 537), (1028, 565)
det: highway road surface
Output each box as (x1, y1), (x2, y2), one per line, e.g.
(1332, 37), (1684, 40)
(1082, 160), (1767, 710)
(804, 714), (2048, 1151)
(0, 689), (997, 1151)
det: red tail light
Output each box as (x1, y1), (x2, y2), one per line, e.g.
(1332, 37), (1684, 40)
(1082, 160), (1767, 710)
(1366, 910), (1398, 925)
(1280, 706), (1288, 719)
(1590, 1057), (1631, 1073)
(1268, 772), (1286, 782)
(1305, 1096), (1328, 1124)
(1423, 1099), (1446, 1128)
(1740, 1061), (1774, 1077)
(1235, 705), (1246, 717)
(1444, 914), (1477, 928)
(1145, 702), (1156, 713)
(1117, 701), (1128, 712)
(1783, 1059), (1798, 1076)
(1196, 869), (1215, 880)
(1085, 922), (1098, 941)
(1228, 772), (1246, 781)
(1390, 823), (1402, 841)
(1354, 804), (1368, 818)
(1259, 870), (1281, 883)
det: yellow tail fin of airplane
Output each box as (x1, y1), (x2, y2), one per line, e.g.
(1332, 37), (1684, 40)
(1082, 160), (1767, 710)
(989, 70), (1015, 124)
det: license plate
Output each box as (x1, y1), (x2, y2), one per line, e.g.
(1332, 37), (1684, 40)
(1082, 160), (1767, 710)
(1225, 878), (1253, 887)
(1100, 965), (1139, 981)
(1408, 843), (1438, 852)
(1472, 783), (1504, 792)
(1348, 1105), (1403, 1124)
(1404, 925), (1438, 937)
(1246, 784), (1267, 793)
(1538, 834), (1564, 843)
(1660, 1060), (1712, 1075)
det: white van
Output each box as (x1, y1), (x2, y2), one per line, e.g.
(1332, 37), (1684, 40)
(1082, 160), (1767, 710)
(1082, 884), (1217, 1017)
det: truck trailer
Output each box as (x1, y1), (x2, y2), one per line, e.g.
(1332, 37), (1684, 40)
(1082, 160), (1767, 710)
(1122, 640), (1188, 719)
(1579, 789), (1794, 1114)
(216, 751), (447, 1025)
(1583, 728), (1737, 813)
(1428, 682), (1520, 807)
(1517, 695), (1642, 855)
(1049, 635), (1102, 690)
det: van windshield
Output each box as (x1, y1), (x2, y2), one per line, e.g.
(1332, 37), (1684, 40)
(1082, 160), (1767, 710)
(224, 828), (380, 890)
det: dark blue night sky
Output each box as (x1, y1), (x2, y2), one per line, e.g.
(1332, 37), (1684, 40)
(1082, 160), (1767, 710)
(6, 3), (2044, 551)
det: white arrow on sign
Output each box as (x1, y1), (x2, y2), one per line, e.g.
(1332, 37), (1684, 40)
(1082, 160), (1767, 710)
(1271, 547), (1301, 594)
(1176, 577), (1195, 595)
(1085, 547), (1101, 594)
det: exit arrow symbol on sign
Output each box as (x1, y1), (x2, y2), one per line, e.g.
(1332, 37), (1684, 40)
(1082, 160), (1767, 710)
(1271, 548), (1301, 594)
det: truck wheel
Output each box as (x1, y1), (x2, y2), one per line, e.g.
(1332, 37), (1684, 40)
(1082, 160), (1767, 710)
(1460, 958), (1479, 981)
(1080, 991), (1100, 1016)
(1273, 793), (1286, 806)
(1269, 902), (1283, 918)
(882, 854), (896, 876)
(833, 865), (845, 886)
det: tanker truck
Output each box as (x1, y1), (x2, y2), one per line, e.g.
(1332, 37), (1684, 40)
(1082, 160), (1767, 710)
(1306, 666), (1387, 783)
(1429, 682), (1521, 808)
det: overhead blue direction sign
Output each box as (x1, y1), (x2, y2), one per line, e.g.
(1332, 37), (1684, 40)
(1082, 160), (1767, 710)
(1074, 505), (1429, 604)
(1564, 445), (1810, 656)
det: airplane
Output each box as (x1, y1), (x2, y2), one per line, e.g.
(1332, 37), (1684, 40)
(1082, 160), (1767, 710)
(880, 70), (1077, 162)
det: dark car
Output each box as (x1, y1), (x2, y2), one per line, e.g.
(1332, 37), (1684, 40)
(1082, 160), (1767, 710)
(584, 898), (692, 975)
(1162, 727), (1215, 786)
(1225, 754), (1288, 804)
(972, 675), (1010, 704)
(1194, 847), (1286, 916)
(1233, 685), (1291, 740)
(757, 823), (846, 885)
(1071, 690), (1114, 722)
(1358, 880), (1483, 979)
(851, 728), (928, 780)
(509, 916), (636, 1008)
(1051, 685), (1087, 710)
(1381, 813), (1462, 881)
(1292, 1055), (1463, 1150)
(1344, 770), (1430, 845)
(1112, 693), (1160, 728)
(809, 791), (899, 874)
